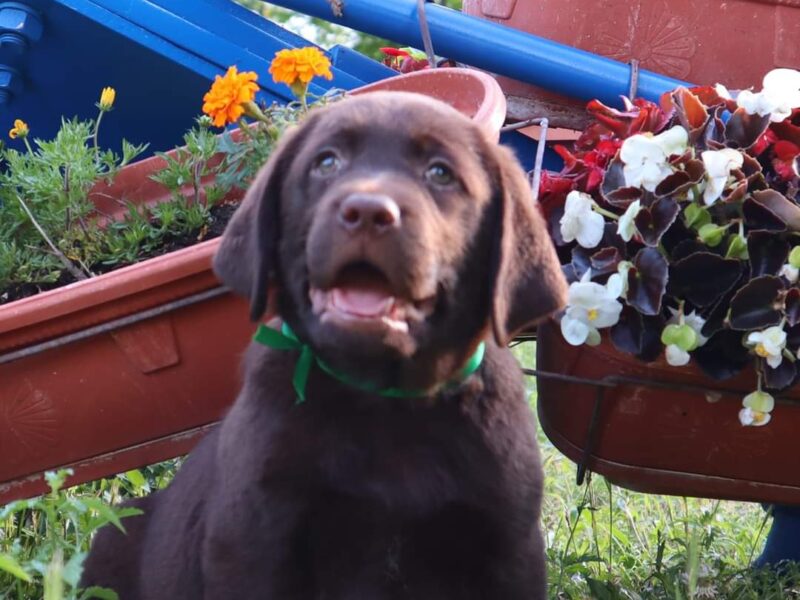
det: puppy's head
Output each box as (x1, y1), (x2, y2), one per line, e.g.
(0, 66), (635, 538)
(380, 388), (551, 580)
(214, 92), (567, 391)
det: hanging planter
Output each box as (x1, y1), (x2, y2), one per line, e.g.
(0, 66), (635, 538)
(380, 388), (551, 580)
(536, 320), (800, 504)
(533, 68), (800, 503)
(464, 0), (800, 126)
(0, 65), (506, 504)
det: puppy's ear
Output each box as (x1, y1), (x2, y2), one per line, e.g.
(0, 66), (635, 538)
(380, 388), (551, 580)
(488, 145), (568, 345)
(213, 116), (317, 321)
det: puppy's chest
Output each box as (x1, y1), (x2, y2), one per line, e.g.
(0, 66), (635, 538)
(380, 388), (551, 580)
(308, 403), (500, 514)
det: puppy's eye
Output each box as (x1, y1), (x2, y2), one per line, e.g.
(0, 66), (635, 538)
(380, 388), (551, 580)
(312, 151), (341, 176)
(425, 162), (455, 186)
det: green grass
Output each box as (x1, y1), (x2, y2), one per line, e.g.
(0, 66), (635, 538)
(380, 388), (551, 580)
(512, 342), (800, 599)
(1, 344), (798, 598)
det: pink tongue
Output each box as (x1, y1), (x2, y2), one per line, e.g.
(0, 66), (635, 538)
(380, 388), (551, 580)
(332, 287), (394, 317)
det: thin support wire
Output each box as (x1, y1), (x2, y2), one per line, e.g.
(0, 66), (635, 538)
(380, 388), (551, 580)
(416, 0), (437, 68)
(628, 59), (640, 99)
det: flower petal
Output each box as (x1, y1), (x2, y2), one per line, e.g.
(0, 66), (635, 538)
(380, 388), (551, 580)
(666, 344), (690, 366)
(561, 315), (590, 346)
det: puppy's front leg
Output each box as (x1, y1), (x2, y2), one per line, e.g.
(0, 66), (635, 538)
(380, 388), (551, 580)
(202, 486), (312, 599)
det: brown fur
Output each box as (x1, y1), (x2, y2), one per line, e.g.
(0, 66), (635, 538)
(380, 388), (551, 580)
(81, 92), (567, 599)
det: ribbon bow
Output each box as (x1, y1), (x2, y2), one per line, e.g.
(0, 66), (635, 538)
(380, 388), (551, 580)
(253, 322), (485, 403)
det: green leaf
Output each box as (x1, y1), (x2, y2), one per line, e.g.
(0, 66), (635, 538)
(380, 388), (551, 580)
(80, 498), (129, 533)
(683, 203), (711, 230)
(790, 246), (800, 269)
(45, 469), (73, 494)
(0, 553), (32, 582)
(698, 223), (726, 247)
(63, 551), (87, 587)
(125, 469), (147, 492)
(725, 234), (748, 260)
(586, 577), (621, 600)
(80, 587), (119, 600)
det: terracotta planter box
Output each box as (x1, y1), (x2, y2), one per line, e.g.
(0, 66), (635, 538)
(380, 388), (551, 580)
(536, 320), (800, 504)
(464, 0), (800, 126)
(0, 67), (506, 504)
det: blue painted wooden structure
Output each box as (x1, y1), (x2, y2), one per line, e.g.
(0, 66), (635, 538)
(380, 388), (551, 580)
(265, 0), (693, 105)
(0, 0), (394, 156)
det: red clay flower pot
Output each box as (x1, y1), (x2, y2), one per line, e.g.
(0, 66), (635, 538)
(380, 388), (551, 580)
(0, 67), (506, 504)
(464, 0), (800, 126)
(536, 320), (800, 504)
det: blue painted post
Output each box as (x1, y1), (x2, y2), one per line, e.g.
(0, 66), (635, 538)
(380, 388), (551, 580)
(265, 0), (693, 105)
(0, 2), (42, 105)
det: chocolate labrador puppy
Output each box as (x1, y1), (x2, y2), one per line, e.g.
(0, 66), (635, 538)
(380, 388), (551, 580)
(81, 91), (567, 599)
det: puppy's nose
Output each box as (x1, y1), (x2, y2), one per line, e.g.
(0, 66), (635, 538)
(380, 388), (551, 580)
(338, 194), (401, 234)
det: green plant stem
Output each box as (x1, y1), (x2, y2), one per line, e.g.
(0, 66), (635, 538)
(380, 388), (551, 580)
(14, 194), (89, 281)
(592, 204), (620, 221)
(556, 483), (592, 594)
(22, 138), (33, 155)
(92, 110), (105, 164)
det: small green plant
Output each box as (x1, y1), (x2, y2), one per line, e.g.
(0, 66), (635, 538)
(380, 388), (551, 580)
(0, 469), (142, 600)
(0, 87), (301, 302)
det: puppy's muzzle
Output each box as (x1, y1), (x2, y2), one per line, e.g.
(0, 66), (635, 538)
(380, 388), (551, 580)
(338, 193), (401, 236)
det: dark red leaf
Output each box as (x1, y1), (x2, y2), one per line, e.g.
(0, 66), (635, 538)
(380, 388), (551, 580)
(634, 196), (680, 247)
(752, 189), (800, 229)
(671, 87), (709, 141)
(626, 247), (668, 315)
(590, 247), (622, 274)
(693, 330), (752, 380)
(725, 108), (771, 149)
(654, 159), (705, 197)
(610, 305), (664, 361)
(747, 231), (789, 278)
(668, 252), (742, 307)
(729, 275), (784, 330)
(764, 359), (798, 391)
(743, 197), (788, 232)
(786, 288), (800, 327)
(600, 158), (642, 206)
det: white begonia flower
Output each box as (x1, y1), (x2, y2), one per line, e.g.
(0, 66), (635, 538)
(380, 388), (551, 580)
(617, 200), (641, 242)
(560, 270), (624, 347)
(746, 325), (787, 369)
(620, 126), (688, 192)
(739, 390), (775, 427)
(665, 344), (691, 367)
(715, 83), (733, 101)
(614, 261), (632, 298)
(736, 68), (800, 123)
(780, 263), (799, 283)
(664, 309), (709, 366)
(559, 191), (605, 248)
(701, 148), (744, 206)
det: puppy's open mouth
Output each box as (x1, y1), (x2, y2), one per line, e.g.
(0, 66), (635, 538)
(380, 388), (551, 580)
(310, 263), (435, 334)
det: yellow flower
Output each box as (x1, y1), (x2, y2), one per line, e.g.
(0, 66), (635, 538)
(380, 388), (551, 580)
(269, 47), (333, 88)
(202, 66), (260, 128)
(9, 119), (28, 140)
(99, 87), (116, 111)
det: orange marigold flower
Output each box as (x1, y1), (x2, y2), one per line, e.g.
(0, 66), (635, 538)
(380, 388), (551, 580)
(269, 47), (333, 87)
(202, 66), (260, 128)
(9, 119), (28, 140)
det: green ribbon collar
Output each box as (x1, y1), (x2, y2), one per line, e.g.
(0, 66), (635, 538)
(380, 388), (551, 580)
(253, 322), (485, 403)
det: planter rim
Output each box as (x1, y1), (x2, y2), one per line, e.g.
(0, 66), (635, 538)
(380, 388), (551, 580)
(351, 67), (507, 141)
(0, 239), (221, 337)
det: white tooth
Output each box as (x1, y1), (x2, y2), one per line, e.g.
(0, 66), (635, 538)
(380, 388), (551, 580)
(382, 317), (409, 333)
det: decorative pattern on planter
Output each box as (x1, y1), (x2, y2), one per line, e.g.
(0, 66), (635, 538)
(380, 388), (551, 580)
(590, 1), (697, 79)
(2, 381), (59, 458)
(0, 2), (42, 105)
